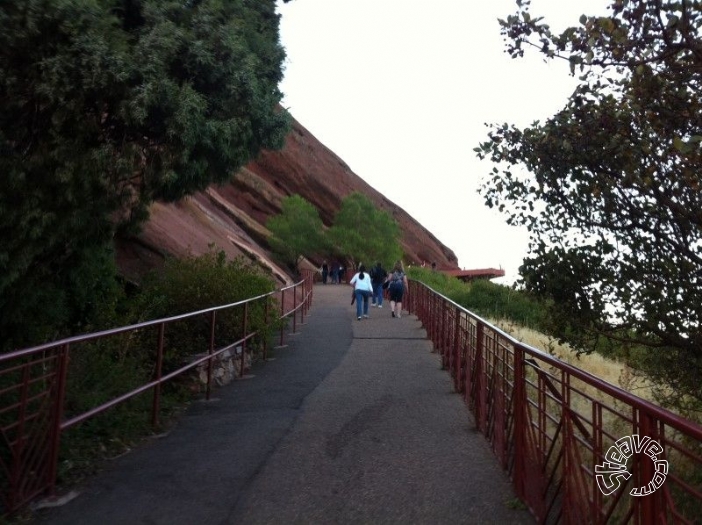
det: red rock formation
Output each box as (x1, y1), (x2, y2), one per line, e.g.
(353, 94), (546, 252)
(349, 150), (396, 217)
(115, 116), (459, 284)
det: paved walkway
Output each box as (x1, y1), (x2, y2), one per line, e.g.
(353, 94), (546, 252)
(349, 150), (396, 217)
(34, 284), (533, 524)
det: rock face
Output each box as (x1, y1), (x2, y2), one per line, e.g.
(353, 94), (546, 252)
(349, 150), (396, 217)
(115, 116), (459, 284)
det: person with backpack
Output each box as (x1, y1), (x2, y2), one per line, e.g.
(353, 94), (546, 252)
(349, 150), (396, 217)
(370, 261), (387, 308)
(388, 260), (408, 318)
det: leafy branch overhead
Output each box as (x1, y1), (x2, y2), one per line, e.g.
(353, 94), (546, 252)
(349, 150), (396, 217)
(475, 0), (702, 388)
(0, 0), (290, 350)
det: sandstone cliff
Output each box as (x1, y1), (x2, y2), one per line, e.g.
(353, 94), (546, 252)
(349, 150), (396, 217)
(115, 116), (459, 285)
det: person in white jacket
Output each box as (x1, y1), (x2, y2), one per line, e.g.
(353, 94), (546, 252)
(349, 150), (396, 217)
(349, 264), (374, 320)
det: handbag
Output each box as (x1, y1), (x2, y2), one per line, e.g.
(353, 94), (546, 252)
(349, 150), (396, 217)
(382, 280), (390, 290)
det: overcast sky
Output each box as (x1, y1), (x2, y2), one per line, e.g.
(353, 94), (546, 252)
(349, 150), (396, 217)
(276, 0), (611, 284)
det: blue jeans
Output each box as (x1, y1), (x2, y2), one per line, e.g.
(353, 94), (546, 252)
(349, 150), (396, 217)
(355, 289), (371, 318)
(372, 283), (384, 306)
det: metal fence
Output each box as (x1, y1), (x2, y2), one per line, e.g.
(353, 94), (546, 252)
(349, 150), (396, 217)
(406, 279), (702, 524)
(0, 270), (314, 515)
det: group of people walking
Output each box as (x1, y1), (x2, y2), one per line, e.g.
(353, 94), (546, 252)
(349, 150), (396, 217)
(320, 261), (345, 284)
(349, 261), (408, 321)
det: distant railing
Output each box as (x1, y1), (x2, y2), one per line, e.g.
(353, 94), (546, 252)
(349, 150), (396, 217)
(406, 279), (702, 524)
(0, 270), (315, 515)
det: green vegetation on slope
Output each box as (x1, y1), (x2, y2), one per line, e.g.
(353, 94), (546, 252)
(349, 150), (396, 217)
(407, 267), (548, 331)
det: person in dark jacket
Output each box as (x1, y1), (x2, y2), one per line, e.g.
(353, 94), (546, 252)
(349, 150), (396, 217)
(370, 262), (387, 307)
(321, 260), (329, 284)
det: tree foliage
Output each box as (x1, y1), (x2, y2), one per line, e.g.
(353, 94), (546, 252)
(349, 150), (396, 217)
(0, 0), (290, 350)
(137, 248), (276, 369)
(266, 192), (403, 271)
(328, 192), (402, 267)
(266, 194), (328, 267)
(475, 1), (702, 395)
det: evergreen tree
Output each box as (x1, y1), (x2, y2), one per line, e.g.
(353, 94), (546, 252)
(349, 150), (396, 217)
(0, 0), (290, 350)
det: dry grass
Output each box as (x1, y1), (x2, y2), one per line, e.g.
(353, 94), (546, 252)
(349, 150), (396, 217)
(489, 319), (702, 521)
(492, 318), (658, 404)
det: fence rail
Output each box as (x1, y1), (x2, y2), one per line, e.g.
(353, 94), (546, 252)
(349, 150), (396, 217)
(4, 273), (701, 522)
(0, 270), (314, 515)
(406, 279), (702, 524)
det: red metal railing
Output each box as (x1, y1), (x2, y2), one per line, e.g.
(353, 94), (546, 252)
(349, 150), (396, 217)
(406, 280), (702, 524)
(0, 270), (314, 515)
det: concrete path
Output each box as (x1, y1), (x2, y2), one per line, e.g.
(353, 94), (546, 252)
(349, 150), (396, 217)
(34, 284), (533, 524)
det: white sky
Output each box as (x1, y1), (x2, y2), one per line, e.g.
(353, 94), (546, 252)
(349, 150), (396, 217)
(276, 0), (611, 284)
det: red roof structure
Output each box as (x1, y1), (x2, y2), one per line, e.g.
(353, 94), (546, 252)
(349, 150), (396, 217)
(442, 268), (506, 282)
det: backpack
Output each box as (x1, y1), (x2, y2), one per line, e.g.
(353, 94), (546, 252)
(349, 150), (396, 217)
(371, 266), (384, 282)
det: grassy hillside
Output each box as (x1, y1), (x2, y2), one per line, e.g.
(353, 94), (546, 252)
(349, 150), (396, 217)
(407, 267), (662, 409)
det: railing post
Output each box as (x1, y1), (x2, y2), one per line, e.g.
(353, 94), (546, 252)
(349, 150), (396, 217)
(48, 343), (70, 497)
(152, 323), (165, 426)
(300, 279), (306, 325)
(427, 294), (438, 352)
(475, 323), (486, 431)
(442, 300), (449, 368)
(263, 298), (270, 361)
(439, 300), (447, 367)
(433, 294), (439, 348)
(206, 311), (216, 400)
(308, 274), (313, 314)
(561, 370), (575, 523)
(453, 305), (462, 391)
(240, 302), (248, 378)
(293, 284), (298, 333)
(639, 412), (664, 525)
(9, 362), (31, 511)
(513, 344), (527, 502)
(278, 289), (286, 348)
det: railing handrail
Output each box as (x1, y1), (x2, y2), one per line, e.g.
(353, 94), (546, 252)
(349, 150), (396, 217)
(1, 269), (316, 515)
(0, 288), (286, 362)
(407, 277), (702, 524)
(410, 279), (702, 439)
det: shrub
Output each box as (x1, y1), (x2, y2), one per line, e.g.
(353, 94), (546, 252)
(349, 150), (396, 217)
(135, 248), (278, 371)
(408, 267), (548, 330)
(56, 248), (279, 486)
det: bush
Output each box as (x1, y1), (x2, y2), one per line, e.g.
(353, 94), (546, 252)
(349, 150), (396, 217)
(462, 279), (547, 330)
(408, 267), (548, 330)
(135, 248), (278, 371)
(55, 248), (279, 486)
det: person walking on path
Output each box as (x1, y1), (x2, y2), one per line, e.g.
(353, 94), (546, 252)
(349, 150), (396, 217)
(321, 260), (329, 284)
(349, 264), (373, 320)
(370, 261), (387, 308)
(388, 260), (408, 318)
